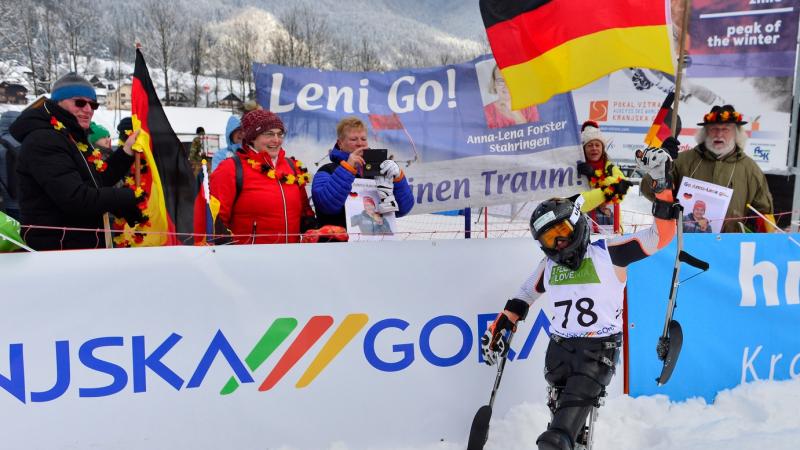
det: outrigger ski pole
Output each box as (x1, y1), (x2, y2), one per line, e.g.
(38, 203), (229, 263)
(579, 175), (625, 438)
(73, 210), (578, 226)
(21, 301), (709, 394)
(467, 332), (514, 450)
(656, 206), (709, 385)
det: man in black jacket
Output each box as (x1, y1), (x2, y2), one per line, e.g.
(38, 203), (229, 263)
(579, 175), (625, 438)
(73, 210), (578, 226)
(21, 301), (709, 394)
(0, 110), (21, 219)
(10, 73), (142, 250)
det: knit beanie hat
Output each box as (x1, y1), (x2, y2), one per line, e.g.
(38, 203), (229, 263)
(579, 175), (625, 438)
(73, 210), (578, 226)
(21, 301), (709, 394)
(88, 122), (110, 144)
(580, 121), (608, 148)
(51, 72), (96, 102)
(241, 110), (285, 144)
(117, 117), (133, 138)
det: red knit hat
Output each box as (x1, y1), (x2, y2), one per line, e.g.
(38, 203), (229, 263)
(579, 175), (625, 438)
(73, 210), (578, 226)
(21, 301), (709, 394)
(241, 110), (285, 143)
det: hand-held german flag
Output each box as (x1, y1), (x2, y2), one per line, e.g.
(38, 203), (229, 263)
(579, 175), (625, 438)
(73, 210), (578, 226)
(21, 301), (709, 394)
(644, 91), (678, 148)
(480, 0), (675, 108)
(113, 48), (195, 247)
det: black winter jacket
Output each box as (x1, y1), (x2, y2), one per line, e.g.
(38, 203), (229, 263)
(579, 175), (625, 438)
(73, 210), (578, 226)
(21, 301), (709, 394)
(10, 100), (137, 250)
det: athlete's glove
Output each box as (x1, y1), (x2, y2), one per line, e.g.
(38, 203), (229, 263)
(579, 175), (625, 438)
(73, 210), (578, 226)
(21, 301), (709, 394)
(636, 145), (673, 193)
(481, 313), (516, 366)
(374, 175), (399, 214)
(380, 159), (401, 179)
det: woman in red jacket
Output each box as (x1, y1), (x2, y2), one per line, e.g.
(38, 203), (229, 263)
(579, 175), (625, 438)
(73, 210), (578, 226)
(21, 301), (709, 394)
(208, 110), (315, 244)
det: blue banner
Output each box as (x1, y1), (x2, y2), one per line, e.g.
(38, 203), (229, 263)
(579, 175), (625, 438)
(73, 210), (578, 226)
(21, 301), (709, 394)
(628, 233), (800, 402)
(253, 56), (583, 213)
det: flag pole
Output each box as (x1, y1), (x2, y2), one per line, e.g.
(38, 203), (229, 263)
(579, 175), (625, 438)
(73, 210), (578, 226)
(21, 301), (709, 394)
(102, 214), (112, 248)
(670, 0), (692, 138)
(201, 159), (213, 244)
(134, 41), (143, 188)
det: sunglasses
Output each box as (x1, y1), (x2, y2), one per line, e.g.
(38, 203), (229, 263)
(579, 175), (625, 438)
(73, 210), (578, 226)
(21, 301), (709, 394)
(73, 99), (100, 110)
(538, 220), (574, 249)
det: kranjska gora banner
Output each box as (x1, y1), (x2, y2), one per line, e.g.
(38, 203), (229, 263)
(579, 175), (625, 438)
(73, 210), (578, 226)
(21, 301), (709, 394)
(254, 56), (583, 214)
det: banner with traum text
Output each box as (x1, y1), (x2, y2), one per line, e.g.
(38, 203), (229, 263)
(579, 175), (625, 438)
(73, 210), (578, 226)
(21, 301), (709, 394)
(254, 56), (583, 214)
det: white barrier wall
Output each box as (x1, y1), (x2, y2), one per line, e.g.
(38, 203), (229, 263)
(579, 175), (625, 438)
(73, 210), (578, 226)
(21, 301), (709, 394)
(0, 239), (622, 450)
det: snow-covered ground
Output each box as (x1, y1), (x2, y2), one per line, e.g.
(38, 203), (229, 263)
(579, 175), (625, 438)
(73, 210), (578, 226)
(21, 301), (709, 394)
(312, 378), (800, 450)
(482, 378), (800, 450)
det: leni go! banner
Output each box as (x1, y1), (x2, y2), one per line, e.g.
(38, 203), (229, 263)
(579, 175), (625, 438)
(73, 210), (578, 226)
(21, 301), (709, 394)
(571, 0), (798, 171)
(254, 55), (584, 214)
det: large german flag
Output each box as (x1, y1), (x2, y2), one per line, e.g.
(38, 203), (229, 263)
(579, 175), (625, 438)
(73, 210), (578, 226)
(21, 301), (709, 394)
(480, 0), (675, 108)
(113, 48), (195, 246)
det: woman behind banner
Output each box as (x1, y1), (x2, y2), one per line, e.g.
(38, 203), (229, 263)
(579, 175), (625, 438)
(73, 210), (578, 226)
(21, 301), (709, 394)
(201, 110), (315, 244)
(574, 121), (633, 233)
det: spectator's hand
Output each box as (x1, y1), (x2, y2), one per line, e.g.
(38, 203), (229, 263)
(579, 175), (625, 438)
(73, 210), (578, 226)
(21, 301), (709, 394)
(122, 130), (141, 156)
(661, 137), (680, 160)
(616, 178), (633, 197)
(636, 146), (672, 193)
(345, 149), (365, 169)
(119, 202), (144, 227)
(576, 161), (595, 179)
(380, 159), (401, 179)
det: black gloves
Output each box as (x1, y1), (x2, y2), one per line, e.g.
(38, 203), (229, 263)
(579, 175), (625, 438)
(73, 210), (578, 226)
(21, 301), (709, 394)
(577, 161), (595, 178)
(616, 179), (633, 197)
(661, 137), (680, 160)
(118, 202), (144, 227)
(578, 161), (596, 178)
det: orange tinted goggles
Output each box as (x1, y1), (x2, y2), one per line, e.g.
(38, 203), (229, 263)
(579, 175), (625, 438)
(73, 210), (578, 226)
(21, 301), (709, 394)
(538, 220), (574, 249)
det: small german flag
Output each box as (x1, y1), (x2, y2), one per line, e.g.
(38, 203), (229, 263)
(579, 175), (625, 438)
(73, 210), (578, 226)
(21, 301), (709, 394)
(644, 91), (677, 148)
(480, 0), (675, 108)
(113, 48), (195, 246)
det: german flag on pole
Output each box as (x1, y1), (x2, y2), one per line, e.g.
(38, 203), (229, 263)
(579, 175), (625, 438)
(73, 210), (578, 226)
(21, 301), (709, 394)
(644, 91), (678, 148)
(480, 0), (675, 108)
(113, 48), (195, 247)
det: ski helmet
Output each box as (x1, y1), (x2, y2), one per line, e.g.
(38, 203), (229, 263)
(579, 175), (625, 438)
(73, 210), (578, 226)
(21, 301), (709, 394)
(529, 197), (590, 270)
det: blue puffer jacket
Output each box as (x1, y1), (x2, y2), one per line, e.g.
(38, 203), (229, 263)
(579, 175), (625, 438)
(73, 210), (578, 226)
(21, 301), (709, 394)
(312, 146), (414, 227)
(210, 115), (241, 172)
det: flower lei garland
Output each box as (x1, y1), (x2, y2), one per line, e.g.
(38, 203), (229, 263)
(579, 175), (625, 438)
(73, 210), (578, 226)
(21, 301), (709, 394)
(245, 157), (311, 186)
(51, 116), (107, 172)
(588, 163), (627, 204)
(50, 115), (152, 246)
(111, 155), (151, 247)
(703, 109), (743, 124)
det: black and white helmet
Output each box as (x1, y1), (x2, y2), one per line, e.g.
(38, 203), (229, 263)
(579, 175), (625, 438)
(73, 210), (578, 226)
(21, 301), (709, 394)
(529, 197), (590, 270)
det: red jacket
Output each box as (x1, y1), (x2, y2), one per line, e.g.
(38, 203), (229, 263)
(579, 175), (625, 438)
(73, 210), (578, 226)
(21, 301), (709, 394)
(209, 146), (314, 244)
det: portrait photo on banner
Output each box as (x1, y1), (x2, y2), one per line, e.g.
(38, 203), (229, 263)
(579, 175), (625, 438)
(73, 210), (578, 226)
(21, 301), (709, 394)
(676, 177), (732, 234)
(475, 58), (540, 130)
(345, 179), (396, 241)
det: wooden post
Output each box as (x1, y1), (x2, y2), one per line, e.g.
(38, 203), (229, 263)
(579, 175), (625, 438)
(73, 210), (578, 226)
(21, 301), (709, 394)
(102, 213), (112, 248)
(670, 0), (692, 138)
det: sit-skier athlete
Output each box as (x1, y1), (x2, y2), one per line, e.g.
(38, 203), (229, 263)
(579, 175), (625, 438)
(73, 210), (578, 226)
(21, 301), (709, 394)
(481, 142), (679, 450)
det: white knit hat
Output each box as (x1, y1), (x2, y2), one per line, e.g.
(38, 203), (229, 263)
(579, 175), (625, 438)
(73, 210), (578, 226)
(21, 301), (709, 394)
(580, 121), (609, 148)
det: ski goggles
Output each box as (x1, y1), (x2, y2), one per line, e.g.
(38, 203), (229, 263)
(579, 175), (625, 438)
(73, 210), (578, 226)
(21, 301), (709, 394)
(538, 220), (574, 249)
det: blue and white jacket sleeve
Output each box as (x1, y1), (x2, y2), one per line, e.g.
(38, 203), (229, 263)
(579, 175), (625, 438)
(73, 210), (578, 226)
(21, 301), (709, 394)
(312, 164), (356, 215)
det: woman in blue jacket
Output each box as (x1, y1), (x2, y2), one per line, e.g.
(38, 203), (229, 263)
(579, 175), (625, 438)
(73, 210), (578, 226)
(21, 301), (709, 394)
(312, 116), (413, 227)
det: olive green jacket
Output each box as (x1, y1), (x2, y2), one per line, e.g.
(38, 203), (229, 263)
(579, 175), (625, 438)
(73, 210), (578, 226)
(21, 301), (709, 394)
(642, 144), (773, 233)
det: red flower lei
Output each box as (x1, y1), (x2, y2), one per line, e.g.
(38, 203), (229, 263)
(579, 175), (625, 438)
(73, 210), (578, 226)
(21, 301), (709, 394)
(588, 164), (626, 204)
(110, 157), (152, 247)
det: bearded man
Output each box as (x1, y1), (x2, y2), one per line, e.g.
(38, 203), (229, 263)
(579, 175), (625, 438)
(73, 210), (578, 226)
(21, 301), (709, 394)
(642, 105), (774, 233)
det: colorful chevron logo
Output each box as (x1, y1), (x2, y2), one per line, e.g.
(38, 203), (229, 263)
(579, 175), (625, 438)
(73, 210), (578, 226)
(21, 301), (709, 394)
(220, 313), (369, 395)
